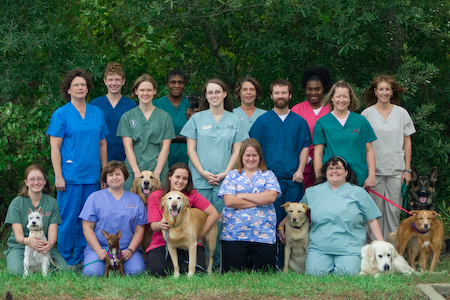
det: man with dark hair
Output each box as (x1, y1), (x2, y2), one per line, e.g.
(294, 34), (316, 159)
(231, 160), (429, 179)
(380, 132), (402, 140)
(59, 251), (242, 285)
(153, 69), (191, 166)
(250, 79), (311, 267)
(91, 62), (137, 162)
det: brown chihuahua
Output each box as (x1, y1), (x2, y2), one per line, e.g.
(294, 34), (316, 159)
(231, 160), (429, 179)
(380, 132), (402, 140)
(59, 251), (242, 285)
(102, 230), (124, 278)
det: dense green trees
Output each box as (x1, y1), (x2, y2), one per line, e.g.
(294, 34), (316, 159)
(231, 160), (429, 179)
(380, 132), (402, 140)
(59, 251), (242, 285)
(1, 0), (449, 221)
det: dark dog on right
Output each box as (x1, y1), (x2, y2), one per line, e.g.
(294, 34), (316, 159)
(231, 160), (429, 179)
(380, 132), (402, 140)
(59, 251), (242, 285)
(408, 167), (437, 212)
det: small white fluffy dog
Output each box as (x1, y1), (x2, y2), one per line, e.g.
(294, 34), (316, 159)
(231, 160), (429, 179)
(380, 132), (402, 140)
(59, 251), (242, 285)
(360, 240), (415, 277)
(23, 208), (50, 277)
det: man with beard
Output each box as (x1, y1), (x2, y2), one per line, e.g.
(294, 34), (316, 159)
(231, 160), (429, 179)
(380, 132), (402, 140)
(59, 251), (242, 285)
(250, 79), (311, 227)
(153, 70), (192, 166)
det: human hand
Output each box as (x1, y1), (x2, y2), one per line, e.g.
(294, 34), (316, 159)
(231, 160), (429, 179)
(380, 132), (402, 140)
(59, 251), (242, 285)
(96, 249), (107, 261)
(292, 170), (304, 183)
(278, 228), (286, 244)
(401, 171), (411, 185)
(121, 249), (133, 261)
(364, 175), (376, 188)
(55, 176), (66, 192)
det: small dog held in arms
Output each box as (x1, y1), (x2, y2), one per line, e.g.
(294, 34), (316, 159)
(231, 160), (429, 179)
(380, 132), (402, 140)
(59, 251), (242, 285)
(23, 207), (50, 277)
(102, 230), (124, 278)
(394, 210), (444, 272)
(161, 191), (218, 278)
(360, 240), (415, 277)
(281, 202), (309, 273)
(408, 167), (437, 212)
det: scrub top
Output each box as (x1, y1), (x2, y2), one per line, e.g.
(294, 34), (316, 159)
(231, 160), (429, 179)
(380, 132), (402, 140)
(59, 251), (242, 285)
(79, 189), (148, 250)
(361, 105), (415, 176)
(90, 95), (137, 162)
(180, 110), (249, 189)
(117, 106), (175, 185)
(46, 102), (109, 184)
(249, 110), (311, 180)
(301, 182), (381, 255)
(153, 95), (191, 165)
(313, 112), (377, 187)
(233, 106), (267, 133)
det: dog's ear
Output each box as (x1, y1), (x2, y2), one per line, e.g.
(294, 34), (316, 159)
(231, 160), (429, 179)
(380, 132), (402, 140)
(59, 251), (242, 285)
(410, 210), (419, 217)
(129, 176), (140, 194)
(429, 167), (437, 184)
(364, 245), (375, 263)
(28, 207), (33, 215)
(116, 230), (122, 239)
(102, 230), (109, 239)
(281, 202), (291, 209)
(38, 207), (44, 215)
(153, 176), (161, 192)
(411, 167), (419, 182)
(161, 194), (168, 208)
(301, 203), (309, 211)
(431, 211), (441, 218)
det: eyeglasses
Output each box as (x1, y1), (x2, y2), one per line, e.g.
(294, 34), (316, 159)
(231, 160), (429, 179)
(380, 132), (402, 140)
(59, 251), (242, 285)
(27, 177), (45, 182)
(71, 83), (87, 88)
(327, 166), (344, 171)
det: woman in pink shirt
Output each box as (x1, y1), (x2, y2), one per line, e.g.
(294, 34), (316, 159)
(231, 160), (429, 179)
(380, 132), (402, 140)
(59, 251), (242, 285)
(291, 66), (332, 189)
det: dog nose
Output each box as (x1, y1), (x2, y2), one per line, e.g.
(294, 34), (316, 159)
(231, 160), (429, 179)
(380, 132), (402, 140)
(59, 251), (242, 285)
(171, 203), (178, 209)
(144, 181), (149, 185)
(384, 264), (390, 271)
(32, 221), (36, 225)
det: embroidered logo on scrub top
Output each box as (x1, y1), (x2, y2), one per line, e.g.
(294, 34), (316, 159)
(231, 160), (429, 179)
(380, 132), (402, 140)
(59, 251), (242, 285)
(202, 125), (212, 130)
(225, 125), (236, 130)
(342, 194), (354, 200)
(44, 211), (52, 216)
(126, 204), (139, 209)
(129, 119), (137, 128)
(351, 128), (360, 133)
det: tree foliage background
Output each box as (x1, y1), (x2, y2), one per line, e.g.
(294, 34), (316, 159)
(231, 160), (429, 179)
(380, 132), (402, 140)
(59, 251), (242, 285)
(1, 0), (449, 223)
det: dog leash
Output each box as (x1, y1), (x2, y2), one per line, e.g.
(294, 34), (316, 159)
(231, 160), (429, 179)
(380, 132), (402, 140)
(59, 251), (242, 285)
(401, 182), (408, 219)
(366, 187), (412, 215)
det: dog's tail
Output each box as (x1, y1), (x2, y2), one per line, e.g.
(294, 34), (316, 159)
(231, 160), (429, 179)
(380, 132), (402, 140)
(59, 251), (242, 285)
(5, 291), (13, 300)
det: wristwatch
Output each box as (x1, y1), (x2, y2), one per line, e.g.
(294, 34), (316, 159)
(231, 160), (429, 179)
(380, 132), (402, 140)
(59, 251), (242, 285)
(403, 169), (412, 173)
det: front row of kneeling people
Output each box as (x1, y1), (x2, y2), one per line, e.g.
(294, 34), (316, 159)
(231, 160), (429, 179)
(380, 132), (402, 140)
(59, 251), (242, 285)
(5, 66), (415, 276)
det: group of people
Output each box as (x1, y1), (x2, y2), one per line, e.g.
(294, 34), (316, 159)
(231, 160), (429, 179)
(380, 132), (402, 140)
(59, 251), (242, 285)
(4, 63), (415, 277)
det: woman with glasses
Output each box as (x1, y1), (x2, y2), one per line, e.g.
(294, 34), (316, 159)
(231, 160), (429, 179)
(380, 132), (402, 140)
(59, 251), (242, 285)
(47, 68), (109, 268)
(280, 156), (382, 275)
(4, 164), (68, 275)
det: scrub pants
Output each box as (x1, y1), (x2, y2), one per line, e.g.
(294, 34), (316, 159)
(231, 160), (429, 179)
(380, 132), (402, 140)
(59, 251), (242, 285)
(276, 179), (303, 268)
(58, 183), (98, 265)
(368, 173), (402, 240)
(197, 186), (222, 268)
(305, 249), (361, 276)
(5, 247), (68, 275)
(221, 241), (276, 273)
(82, 247), (145, 276)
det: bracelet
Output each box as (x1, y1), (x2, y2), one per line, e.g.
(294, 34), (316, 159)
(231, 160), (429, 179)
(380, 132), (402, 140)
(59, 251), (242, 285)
(277, 227), (285, 230)
(403, 169), (412, 173)
(127, 248), (134, 254)
(22, 237), (25, 245)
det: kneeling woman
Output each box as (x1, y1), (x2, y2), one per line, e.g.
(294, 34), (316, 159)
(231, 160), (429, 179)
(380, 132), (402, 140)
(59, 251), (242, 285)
(79, 161), (147, 276)
(145, 163), (219, 276)
(218, 138), (281, 272)
(289, 156), (382, 275)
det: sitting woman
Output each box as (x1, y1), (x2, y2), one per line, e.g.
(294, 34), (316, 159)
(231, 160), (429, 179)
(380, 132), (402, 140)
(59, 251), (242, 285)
(4, 163), (68, 275)
(145, 162), (219, 276)
(218, 138), (281, 272)
(79, 161), (147, 276)
(279, 156), (383, 276)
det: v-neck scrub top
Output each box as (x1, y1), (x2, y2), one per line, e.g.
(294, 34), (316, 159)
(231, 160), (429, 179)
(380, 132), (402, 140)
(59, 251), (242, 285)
(180, 110), (249, 189)
(313, 112), (377, 187)
(233, 106), (267, 133)
(46, 102), (109, 184)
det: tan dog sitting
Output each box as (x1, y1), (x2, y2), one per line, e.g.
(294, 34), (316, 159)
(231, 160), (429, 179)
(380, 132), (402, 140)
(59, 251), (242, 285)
(161, 191), (218, 278)
(102, 230), (124, 278)
(396, 210), (444, 272)
(281, 202), (309, 273)
(130, 170), (160, 254)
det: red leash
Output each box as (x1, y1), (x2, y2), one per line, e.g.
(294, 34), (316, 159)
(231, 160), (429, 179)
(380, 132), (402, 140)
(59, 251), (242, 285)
(365, 187), (412, 216)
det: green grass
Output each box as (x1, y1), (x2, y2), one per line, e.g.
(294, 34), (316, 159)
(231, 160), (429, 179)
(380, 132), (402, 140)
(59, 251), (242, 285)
(1, 256), (449, 300)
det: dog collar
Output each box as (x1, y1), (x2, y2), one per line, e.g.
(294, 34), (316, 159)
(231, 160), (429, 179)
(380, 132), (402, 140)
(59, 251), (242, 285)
(28, 230), (45, 238)
(291, 225), (303, 229)
(107, 249), (123, 269)
(411, 223), (427, 234)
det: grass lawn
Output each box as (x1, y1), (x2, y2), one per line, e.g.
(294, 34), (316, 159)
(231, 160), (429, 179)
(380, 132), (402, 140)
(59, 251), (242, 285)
(1, 255), (449, 300)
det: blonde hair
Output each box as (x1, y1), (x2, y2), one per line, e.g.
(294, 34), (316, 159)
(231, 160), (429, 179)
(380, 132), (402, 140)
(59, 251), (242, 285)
(323, 80), (360, 112)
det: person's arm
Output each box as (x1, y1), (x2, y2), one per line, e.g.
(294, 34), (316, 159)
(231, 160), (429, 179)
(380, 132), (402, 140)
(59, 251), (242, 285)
(122, 136), (140, 177)
(153, 139), (171, 181)
(186, 138), (215, 182)
(50, 136), (65, 192)
(172, 135), (187, 143)
(277, 216), (288, 244)
(235, 190), (278, 206)
(199, 205), (219, 239)
(364, 142), (376, 188)
(313, 144), (324, 180)
(214, 142), (243, 184)
(367, 218), (383, 241)
(100, 138), (108, 189)
(12, 223), (46, 252)
(401, 135), (412, 185)
(121, 224), (145, 260)
(82, 220), (106, 261)
(223, 194), (259, 209)
(292, 147), (309, 183)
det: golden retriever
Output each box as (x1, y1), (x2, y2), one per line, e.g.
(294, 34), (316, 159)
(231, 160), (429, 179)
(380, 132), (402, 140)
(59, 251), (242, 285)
(360, 240), (415, 277)
(161, 191), (218, 278)
(396, 210), (444, 272)
(281, 202), (309, 273)
(130, 170), (160, 256)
